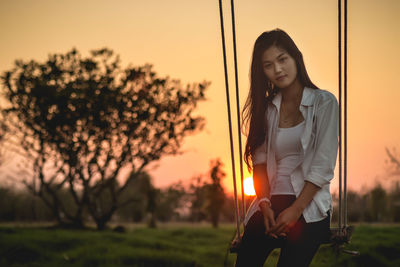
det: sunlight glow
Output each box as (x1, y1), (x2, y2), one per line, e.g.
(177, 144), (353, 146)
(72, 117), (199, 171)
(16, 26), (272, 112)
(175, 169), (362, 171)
(244, 176), (256, 196)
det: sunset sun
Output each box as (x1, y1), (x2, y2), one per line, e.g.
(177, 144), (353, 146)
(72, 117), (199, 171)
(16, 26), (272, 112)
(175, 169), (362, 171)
(244, 176), (256, 196)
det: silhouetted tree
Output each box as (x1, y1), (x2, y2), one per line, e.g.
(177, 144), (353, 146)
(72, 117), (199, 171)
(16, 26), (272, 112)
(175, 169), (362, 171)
(139, 172), (158, 228)
(188, 175), (207, 222)
(386, 147), (400, 179)
(220, 194), (236, 223)
(0, 186), (55, 222)
(346, 190), (367, 222)
(389, 181), (400, 222)
(366, 183), (388, 222)
(385, 148), (400, 222)
(0, 47), (209, 229)
(187, 159), (227, 226)
(0, 118), (4, 165)
(156, 181), (187, 222)
(115, 171), (148, 223)
(204, 158), (226, 228)
(0, 113), (17, 167)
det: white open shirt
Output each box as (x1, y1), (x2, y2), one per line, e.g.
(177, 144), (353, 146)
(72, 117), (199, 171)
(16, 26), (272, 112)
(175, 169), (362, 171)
(245, 86), (339, 225)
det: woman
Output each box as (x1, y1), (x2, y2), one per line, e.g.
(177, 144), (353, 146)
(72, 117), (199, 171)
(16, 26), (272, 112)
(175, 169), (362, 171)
(236, 29), (339, 267)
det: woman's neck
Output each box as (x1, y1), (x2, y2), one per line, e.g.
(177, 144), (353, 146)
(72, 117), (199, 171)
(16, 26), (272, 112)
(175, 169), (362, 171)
(280, 78), (303, 103)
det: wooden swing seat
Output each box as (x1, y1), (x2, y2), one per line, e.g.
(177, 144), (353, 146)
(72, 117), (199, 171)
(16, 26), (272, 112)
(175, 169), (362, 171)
(229, 225), (359, 255)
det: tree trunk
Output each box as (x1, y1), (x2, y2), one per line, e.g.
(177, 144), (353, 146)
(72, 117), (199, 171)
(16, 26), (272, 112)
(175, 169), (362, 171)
(96, 219), (107, 230)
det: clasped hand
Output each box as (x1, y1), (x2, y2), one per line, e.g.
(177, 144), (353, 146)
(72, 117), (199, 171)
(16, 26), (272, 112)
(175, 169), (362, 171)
(263, 205), (302, 238)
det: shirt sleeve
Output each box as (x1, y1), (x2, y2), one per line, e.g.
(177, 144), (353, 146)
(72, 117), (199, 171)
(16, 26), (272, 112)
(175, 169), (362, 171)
(304, 94), (339, 188)
(252, 139), (267, 166)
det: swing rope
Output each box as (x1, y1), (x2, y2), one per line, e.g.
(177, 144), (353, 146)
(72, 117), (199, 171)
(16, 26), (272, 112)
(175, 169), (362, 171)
(229, 0), (247, 225)
(330, 1), (358, 255)
(343, 0), (348, 229)
(217, 0), (241, 241)
(338, 0), (343, 232)
(332, 3), (358, 255)
(338, 0), (348, 233)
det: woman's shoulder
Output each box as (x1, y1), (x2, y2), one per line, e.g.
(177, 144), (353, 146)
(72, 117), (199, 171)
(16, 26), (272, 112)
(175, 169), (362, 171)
(311, 88), (338, 106)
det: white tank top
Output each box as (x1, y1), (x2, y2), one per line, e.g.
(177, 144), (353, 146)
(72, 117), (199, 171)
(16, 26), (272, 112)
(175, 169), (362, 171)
(272, 120), (305, 195)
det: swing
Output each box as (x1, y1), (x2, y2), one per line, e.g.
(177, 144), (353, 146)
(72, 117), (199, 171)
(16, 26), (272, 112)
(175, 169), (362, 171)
(216, 0), (359, 257)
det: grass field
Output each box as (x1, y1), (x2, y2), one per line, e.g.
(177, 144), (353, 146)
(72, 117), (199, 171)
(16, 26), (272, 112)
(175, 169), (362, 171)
(0, 223), (399, 267)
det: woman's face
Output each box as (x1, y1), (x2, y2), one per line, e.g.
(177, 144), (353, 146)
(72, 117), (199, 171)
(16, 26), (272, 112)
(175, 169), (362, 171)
(261, 45), (298, 89)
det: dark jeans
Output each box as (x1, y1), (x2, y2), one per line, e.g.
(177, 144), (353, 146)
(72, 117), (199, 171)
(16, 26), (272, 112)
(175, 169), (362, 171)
(235, 195), (330, 267)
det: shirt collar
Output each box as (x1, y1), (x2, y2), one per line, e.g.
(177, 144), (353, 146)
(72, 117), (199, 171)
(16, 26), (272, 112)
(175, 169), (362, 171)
(271, 86), (315, 110)
(301, 87), (315, 106)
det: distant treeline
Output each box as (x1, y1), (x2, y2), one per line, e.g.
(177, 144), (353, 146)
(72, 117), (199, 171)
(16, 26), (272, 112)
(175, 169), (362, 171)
(1, 178), (400, 226)
(331, 182), (400, 223)
(0, 158), (233, 227)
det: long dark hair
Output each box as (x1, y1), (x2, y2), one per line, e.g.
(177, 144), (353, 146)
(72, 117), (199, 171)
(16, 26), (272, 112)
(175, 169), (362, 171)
(242, 28), (318, 171)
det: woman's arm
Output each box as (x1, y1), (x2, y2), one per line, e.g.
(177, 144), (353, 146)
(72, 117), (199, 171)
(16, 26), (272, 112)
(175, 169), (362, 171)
(253, 163), (278, 237)
(292, 181), (321, 213)
(270, 181), (320, 234)
(253, 163), (270, 200)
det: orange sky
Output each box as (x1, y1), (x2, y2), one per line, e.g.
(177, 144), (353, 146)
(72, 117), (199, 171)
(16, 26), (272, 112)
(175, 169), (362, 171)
(0, 0), (399, 194)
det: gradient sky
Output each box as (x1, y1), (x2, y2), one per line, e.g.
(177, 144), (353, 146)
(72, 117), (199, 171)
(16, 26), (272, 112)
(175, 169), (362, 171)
(1, 0), (399, 194)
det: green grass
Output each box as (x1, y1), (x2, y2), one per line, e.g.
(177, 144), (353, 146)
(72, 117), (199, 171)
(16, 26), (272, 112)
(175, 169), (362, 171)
(0, 223), (399, 267)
